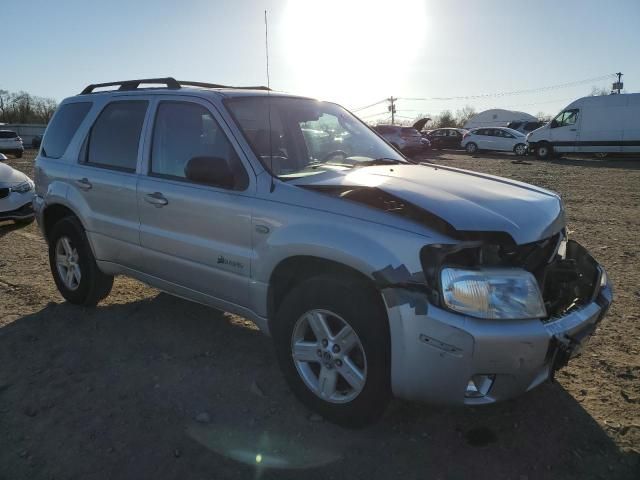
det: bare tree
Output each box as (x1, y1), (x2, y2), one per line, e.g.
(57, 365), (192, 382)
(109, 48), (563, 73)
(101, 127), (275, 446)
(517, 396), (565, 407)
(433, 110), (456, 128)
(0, 88), (57, 124)
(590, 86), (611, 96)
(455, 105), (476, 127)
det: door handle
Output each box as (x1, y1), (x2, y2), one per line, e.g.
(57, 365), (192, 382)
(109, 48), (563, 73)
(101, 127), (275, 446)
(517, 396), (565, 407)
(144, 192), (168, 207)
(75, 178), (92, 191)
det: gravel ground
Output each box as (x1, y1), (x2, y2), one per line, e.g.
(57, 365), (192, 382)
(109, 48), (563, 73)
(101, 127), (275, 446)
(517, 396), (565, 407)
(0, 150), (638, 480)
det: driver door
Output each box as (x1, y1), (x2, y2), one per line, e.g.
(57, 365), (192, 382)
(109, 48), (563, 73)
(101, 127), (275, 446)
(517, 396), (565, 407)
(549, 109), (580, 152)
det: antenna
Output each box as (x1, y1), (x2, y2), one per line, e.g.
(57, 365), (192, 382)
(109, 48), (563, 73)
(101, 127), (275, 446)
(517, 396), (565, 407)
(265, 10), (275, 193)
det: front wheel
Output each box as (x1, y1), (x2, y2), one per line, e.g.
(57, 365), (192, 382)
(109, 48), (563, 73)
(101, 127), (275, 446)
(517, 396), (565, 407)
(48, 216), (113, 306)
(535, 143), (553, 160)
(514, 143), (527, 156)
(272, 275), (391, 427)
(465, 142), (478, 154)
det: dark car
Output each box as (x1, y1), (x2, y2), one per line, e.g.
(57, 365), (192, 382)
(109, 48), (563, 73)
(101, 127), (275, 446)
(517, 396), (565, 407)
(425, 128), (468, 150)
(32, 135), (43, 148)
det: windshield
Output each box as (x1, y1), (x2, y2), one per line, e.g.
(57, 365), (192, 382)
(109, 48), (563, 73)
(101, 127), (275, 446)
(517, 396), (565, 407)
(225, 96), (406, 179)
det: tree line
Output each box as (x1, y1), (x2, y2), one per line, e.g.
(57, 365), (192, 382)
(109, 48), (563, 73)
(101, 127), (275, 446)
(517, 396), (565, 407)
(0, 89), (57, 124)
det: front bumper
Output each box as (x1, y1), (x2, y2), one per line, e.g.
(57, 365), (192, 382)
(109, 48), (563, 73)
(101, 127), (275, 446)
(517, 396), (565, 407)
(0, 201), (34, 221)
(384, 250), (612, 405)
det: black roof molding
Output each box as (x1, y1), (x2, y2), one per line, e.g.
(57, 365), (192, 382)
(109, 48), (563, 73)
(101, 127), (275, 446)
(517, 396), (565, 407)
(80, 77), (270, 95)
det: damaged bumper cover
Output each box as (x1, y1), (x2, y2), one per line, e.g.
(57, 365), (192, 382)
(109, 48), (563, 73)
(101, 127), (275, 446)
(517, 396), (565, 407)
(379, 240), (612, 405)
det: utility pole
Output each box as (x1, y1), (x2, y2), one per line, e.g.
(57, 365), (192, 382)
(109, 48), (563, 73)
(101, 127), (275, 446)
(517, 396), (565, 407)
(613, 72), (624, 94)
(387, 96), (397, 125)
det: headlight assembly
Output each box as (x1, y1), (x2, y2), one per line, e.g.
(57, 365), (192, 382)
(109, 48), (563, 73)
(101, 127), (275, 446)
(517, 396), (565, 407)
(10, 181), (33, 194)
(441, 267), (546, 320)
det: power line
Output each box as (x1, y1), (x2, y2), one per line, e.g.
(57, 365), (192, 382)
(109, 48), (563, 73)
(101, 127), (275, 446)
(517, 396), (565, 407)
(398, 74), (616, 102)
(351, 98), (388, 112)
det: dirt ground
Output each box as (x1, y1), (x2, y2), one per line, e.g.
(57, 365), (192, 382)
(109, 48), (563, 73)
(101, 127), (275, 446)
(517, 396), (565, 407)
(1, 149), (638, 480)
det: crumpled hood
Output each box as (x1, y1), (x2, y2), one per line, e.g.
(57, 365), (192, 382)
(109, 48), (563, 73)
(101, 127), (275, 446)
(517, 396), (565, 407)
(0, 162), (29, 186)
(292, 164), (564, 244)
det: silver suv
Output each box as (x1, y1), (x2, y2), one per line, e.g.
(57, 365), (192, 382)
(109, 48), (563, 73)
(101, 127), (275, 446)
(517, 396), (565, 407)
(34, 78), (612, 426)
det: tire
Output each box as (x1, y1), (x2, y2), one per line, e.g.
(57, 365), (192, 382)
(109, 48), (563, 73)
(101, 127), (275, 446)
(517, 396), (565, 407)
(514, 143), (527, 156)
(535, 142), (552, 160)
(15, 151), (23, 159)
(272, 275), (391, 427)
(465, 142), (478, 154)
(48, 216), (113, 306)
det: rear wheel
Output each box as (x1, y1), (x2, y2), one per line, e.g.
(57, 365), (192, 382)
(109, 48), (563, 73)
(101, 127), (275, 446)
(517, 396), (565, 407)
(465, 142), (478, 154)
(48, 216), (113, 306)
(535, 142), (552, 160)
(272, 275), (391, 427)
(514, 143), (527, 156)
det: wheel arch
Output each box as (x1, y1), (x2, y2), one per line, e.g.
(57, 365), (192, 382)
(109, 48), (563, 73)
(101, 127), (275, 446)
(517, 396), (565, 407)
(267, 255), (384, 330)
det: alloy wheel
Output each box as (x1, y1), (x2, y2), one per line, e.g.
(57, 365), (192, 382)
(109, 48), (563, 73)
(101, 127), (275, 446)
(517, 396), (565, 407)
(55, 236), (81, 291)
(291, 309), (367, 404)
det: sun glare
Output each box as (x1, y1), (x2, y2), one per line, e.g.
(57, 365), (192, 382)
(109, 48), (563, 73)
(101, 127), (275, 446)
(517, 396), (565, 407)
(282, 0), (427, 106)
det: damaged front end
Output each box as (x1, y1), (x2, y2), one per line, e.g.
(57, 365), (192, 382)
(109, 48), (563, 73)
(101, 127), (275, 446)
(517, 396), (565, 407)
(420, 233), (609, 321)
(378, 232), (612, 404)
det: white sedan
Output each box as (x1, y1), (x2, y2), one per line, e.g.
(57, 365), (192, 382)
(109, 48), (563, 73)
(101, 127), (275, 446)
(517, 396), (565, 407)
(461, 127), (528, 155)
(0, 162), (35, 223)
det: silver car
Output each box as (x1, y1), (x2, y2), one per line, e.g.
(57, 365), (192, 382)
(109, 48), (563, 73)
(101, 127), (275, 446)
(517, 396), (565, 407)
(372, 125), (424, 154)
(33, 78), (612, 426)
(0, 162), (35, 223)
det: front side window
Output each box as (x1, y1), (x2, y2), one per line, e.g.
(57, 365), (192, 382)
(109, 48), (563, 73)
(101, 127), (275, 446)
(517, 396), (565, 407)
(225, 96), (405, 179)
(552, 109), (579, 128)
(150, 101), (247, 189)
(86, 101), (148, 171)
(42, 102), (92, 158)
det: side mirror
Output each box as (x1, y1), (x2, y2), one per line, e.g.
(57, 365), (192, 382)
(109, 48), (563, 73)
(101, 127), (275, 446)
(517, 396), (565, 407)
(550, 119), (559, 128)
(184, 156), (234, 189)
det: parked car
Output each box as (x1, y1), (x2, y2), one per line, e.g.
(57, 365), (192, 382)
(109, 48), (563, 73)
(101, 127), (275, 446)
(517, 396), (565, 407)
(527, 93), (640, 160)
(0, 130), (24, 158)
(372, 125), (423, 154)
(32, 135), (43, 148)
(426, 128), (468, 150)
(507, 120), (544, 134)
(461, 127), (528, 155)
(0, 162), (35, 223)
(34, 77), (612, 426)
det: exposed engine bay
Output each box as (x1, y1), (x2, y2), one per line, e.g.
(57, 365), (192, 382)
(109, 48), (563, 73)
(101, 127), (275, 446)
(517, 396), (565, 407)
(421, 236), (603, 320)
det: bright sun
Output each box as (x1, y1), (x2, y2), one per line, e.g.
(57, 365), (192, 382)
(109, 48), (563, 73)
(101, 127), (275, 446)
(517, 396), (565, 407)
(282, 0), (427, 106)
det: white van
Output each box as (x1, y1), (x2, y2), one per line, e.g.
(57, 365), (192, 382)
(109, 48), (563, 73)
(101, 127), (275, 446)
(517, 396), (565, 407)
(527, 93), (640, 159)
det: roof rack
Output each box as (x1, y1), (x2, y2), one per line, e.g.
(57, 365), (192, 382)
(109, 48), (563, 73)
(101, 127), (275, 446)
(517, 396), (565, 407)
(80, 77), (270, 95)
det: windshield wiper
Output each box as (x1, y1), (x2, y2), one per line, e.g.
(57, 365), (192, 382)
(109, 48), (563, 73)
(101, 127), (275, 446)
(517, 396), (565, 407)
(356, 158), (406, 166)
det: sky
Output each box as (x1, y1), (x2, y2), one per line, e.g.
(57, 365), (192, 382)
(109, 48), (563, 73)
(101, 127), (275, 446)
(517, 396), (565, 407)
(3, 0), (639, 123)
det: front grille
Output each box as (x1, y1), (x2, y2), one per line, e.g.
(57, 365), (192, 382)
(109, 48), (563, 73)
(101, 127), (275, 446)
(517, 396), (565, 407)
(0, 188), (9, 199)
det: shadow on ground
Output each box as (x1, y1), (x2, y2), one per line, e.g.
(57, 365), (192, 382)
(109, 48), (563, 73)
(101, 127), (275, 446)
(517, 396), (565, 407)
(0, 294), (638, 479)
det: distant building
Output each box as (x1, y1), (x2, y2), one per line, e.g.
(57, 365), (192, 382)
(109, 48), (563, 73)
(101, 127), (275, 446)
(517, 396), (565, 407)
(0, 123), (47, 147)
(463, 109), (538, 129)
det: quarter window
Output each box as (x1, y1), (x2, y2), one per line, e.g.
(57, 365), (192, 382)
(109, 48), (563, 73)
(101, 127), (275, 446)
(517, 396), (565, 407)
(151, 101), (247, 189)
(42, 102), (92, 159)
(86, 101), (148, 171)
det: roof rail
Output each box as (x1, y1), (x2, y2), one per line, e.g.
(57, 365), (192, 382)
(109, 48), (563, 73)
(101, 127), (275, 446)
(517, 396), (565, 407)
(80, 77), (270, 94)
(177, 80), (270, 91)
(80, 77), (181, 94)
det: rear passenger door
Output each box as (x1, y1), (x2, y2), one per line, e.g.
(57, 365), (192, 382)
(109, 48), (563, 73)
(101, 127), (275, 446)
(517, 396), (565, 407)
(69, 99), (149, 269)
(137, 97), (254, 307)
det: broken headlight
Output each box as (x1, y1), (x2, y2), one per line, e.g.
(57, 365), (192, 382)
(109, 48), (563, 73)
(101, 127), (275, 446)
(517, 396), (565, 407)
(441, 268), (546, 320)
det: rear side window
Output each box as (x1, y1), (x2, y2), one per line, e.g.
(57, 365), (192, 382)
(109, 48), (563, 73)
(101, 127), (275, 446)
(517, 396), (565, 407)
(0, 130), (18, 138)
(86, 101), (148, 171)
(41, 102), (92, 158)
